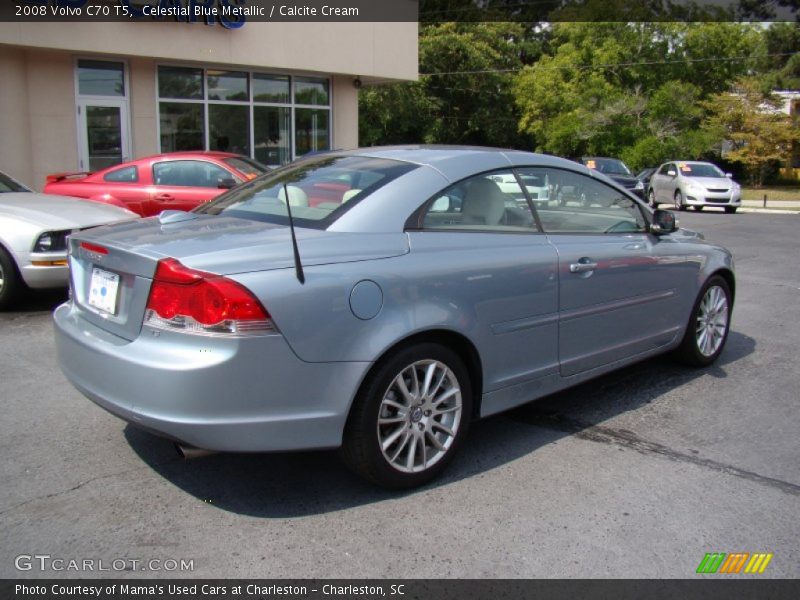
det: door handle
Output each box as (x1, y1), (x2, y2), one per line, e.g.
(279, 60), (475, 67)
(569, 260), (598, 273)
(154, 194), (173, 201)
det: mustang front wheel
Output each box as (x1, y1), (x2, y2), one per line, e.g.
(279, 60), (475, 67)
(341, 343), (472, 488)
(0, 247), (22, 310)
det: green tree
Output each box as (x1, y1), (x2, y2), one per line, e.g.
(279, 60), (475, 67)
(360, 22), (535, 147)
(514, 22), (762, 160)
(702, 78), (800, 186)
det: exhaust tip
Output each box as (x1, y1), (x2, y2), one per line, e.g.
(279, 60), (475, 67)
(175, 443), (217, 460)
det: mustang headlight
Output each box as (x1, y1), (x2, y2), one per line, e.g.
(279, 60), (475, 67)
(33, 231), (69, 253)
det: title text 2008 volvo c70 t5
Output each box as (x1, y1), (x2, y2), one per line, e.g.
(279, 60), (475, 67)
(54, 147), (734, 488)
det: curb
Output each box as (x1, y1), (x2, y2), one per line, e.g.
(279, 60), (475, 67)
(738, 208), (800, 215)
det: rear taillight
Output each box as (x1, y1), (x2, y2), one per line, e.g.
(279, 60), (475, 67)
(144, 258), (275, 336)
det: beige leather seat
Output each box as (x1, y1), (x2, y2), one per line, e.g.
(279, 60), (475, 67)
(342, 189), (361, 203)
(277, 185), (308, 207)
(461, 179), (506, 226)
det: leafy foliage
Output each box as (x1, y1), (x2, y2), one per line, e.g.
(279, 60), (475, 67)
(360, 21), (800, 181)
(702, 77), (800, 186)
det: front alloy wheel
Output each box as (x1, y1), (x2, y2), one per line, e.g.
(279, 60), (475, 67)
(648, 189), (657, 208)
(0, 247), (22, 310)
(675, 275), (732, 366)
(341, 343), (472, 488)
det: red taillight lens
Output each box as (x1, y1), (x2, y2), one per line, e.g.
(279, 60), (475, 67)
(146, 258), (268, 327)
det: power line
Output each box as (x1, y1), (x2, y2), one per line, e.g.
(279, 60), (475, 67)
(419, 51), (799, 76)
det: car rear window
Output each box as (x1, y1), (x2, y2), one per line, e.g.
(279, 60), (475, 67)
(223, 157), (268, 180)
(198, 155), (417, 229)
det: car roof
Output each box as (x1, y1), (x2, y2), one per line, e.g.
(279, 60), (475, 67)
(135, 150), (243, 162)
(320, 145), (594, 183)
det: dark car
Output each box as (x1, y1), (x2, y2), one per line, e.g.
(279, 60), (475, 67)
(580, 157), (645, 198)
(636, 167), (657, 198)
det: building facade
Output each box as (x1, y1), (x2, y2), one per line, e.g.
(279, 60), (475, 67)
(0, 20), (417, 189)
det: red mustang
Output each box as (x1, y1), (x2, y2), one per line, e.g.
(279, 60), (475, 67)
(44, 151), (267, 217)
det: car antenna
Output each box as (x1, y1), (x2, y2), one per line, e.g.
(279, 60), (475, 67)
(283, 182), (305, 284)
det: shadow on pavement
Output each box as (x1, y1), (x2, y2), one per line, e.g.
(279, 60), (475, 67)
(126, 331), (755, 518)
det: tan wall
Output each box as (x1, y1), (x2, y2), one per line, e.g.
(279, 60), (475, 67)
(0, 48), (32, 186)
(0, 21), (418, 82)
(332, 76), (359, 150)
(129, 57), (159, 159)
(0, 49), (77, 190)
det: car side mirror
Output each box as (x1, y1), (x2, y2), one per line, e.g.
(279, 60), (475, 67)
(667, 170), (677, 177)
(651, 209), (677, 235)
(725, 172), (733, 178)
(217, 177), (237, 190)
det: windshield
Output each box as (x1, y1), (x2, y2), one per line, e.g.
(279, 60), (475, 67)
(0, 172), (31, 193)
(583, 158), (632, 176)
(679, 163), (725, 178)
(223, 156), (269, 180)
(197, 155), (417, 229)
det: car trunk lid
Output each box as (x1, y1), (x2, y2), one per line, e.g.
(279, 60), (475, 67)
(67, 213), (409, 340)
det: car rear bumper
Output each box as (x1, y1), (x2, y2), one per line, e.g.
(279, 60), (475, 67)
(53, 302), (370, 452)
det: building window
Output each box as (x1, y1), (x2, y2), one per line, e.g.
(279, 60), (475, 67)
(157, 66), (330, 166)
(159, 103), (204, 153)
(78, 60), (125, 96)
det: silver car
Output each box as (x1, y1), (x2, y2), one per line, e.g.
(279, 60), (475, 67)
(54, 147), (735, 488)
(0, 171), (137, 309)
(649, 161), (742, 213)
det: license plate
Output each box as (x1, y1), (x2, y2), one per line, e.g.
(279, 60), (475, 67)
(88, 267), (120, 315)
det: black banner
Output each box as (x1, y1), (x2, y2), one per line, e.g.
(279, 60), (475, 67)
(4, 580), (800, 600)
(0, 0), (797, 23)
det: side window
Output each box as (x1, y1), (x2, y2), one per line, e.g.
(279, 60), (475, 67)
(103, 166), (138, 183)
(518, 168), (647, 234)
(658, 164), (672, 176)
(153, 160), (235, 188)
(421, 171), (536, 232)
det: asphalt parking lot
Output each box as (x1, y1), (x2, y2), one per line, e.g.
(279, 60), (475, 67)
(1, 211), (798, 579)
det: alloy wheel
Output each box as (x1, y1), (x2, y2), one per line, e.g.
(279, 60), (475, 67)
(695, 285), (729, 357)
(377, 359), (463, 473)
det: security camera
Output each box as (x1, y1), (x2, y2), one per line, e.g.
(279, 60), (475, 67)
(353, 77), (362, 89)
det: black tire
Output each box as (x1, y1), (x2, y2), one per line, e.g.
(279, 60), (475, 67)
(725, 207), (737, 214)
(648, 189), (657, 208)
(0, 246), (23, 311)
(340, 342), (473, 489)
(674, 190), (687, 211)
(674, 275), (732, 367)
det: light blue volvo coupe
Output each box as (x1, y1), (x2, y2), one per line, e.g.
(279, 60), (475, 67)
(54, 147), (734, 488)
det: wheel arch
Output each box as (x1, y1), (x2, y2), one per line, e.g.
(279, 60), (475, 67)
(350, 328), (484, 422)
(710, 267), (736, 303)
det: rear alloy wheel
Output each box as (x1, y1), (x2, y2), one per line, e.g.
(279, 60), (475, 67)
(341, 343), (472, 488)
(0, 247), (22, 310)
(674, 190), (687, 211)
(648, 189), (657, 208)
(725, 207), (737, 214)
(675, 275), (732, 367)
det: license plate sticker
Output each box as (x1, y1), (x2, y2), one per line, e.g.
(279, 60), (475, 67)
(88, 267), (120, 315)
